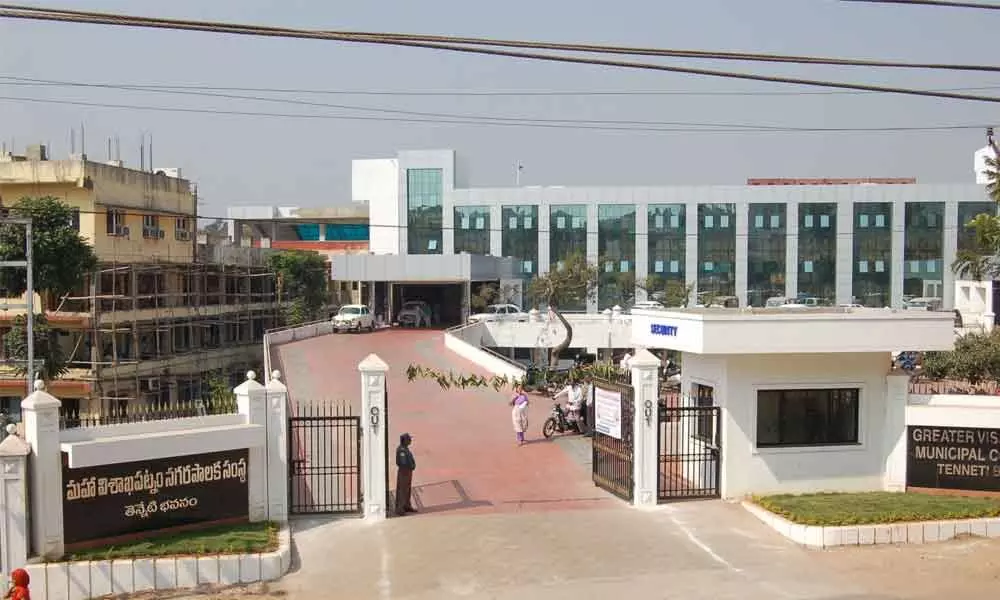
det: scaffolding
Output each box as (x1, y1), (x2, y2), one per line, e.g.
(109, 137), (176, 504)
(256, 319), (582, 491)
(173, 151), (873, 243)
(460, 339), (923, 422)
(59, 253), (280, 414)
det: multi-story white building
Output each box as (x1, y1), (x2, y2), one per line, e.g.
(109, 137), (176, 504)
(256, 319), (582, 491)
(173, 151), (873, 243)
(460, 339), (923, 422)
(335, 148), (994, 319)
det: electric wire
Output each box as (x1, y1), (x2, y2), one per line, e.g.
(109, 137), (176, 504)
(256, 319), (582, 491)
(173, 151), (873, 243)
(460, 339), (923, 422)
(0, 94), (991, 134)
(4, 3), (1000, 73)
(841, 0), (1000, 9)
(2, 5), (1000, 104)
(7, 79), (1000, 97)
(0, 77), (994, 134)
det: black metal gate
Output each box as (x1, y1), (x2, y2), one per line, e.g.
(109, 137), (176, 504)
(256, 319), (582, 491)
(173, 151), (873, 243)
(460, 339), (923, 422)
(288, 401), (363, 515)
(591, 373), (634, 502)
(658, 396), (721, 501)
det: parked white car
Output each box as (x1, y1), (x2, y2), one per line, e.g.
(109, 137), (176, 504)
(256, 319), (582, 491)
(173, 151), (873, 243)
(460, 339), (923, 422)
(398, 300), (432, 328)
(468, 303), (529, 323)
(333, 305), (375, 332)
(629, 300), (664, 312)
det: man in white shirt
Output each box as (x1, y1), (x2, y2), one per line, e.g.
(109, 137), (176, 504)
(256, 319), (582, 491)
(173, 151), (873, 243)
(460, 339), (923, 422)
(554, 380), (584, 427)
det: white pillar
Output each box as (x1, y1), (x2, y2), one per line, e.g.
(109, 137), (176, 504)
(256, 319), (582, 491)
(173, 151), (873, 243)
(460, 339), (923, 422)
(883, 372), (910, 492)
(785, 202), (799, 300)
(21, 379), (63, 560)
(586, 203), (599, 313)
(359, 353), (389, 521)
(235, 371), (267, 522)
(734, 203), (749, 308)
(0, 425), (30, 576)
(265, 371), (289, 522)
(630, 349), (661, 507)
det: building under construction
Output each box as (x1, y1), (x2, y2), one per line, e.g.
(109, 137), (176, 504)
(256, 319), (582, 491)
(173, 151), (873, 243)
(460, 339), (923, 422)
(0, 144), (282, 421)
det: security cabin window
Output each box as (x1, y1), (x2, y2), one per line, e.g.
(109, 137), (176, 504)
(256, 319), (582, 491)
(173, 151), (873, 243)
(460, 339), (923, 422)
(756, 388), (859, 448)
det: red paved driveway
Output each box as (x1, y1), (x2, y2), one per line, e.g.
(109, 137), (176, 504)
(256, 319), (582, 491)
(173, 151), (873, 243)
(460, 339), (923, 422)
(273, 328), (619, 516)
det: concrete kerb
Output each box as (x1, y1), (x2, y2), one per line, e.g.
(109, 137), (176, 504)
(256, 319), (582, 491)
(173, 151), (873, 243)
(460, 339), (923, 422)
(742, 501), (1000, 548)
(23, 525), (291, 600)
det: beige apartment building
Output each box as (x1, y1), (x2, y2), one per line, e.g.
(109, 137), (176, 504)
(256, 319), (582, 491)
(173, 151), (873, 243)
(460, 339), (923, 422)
(0, 145), (281, 422)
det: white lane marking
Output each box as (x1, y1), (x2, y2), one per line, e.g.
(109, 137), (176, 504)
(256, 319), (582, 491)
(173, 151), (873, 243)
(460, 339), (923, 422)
(377, 525), (392, 600)
(663, 506), (743, 573)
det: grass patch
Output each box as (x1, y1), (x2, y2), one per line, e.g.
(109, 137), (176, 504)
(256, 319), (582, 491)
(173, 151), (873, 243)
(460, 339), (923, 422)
(65, 521), (279, 561)
(752, 492), (1000, 526)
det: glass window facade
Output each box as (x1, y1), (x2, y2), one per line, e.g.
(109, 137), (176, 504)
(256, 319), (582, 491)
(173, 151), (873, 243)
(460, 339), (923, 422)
(501, 205), (538, 277)
(747, 203), (786, 307)
(797, 203), (837, 303)
(406, 168), (443, 254)
(696, 204), (736, 299)
(550, 204), (588, 267)
(904, 202), (945, 300)
(647, 204), (686, 283)
(852, 203), (892, 307)
(598, 204), (636, 309)
(958, 201), (995, 252)
(453, 206), (490, 255)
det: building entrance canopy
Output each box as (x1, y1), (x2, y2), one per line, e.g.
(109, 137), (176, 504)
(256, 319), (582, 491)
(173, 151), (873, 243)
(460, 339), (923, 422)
(330, 254), (518, 283)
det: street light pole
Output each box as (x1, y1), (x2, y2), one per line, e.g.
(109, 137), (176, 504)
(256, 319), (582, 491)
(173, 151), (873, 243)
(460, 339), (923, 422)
(25, 221), (33, 394)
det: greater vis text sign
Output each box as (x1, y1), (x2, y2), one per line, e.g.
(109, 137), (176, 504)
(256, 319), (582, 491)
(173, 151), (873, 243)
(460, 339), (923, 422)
(62, 448), (250, 546)
(906, 425), (1000, 491)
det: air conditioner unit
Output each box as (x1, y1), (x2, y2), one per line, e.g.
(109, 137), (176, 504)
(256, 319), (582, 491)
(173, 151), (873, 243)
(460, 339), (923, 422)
(121, 226), (130, 238)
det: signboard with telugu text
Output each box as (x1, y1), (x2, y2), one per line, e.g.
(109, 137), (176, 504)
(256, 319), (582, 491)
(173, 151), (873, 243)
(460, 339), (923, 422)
(62, 448), (250, 547)
(594, 387), (623, 440)
(906, 425), (1000, 491)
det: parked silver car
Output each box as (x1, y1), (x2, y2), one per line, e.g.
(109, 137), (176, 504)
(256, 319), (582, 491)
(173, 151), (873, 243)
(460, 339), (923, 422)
(397, 301), (432, 328)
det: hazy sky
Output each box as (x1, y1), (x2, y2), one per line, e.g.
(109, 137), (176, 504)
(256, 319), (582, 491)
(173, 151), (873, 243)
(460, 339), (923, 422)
(1, 0), (998, 220)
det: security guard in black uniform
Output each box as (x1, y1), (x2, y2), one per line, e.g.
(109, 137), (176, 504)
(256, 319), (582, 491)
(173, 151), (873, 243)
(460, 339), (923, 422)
(395, 432), (417, 515)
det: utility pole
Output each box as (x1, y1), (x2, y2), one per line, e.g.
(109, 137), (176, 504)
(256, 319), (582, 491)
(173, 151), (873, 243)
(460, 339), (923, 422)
(0, 217), (34, 394)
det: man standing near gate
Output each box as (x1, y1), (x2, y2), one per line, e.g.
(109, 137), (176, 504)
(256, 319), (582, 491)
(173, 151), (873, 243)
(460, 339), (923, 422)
(395, 432), (418, 515)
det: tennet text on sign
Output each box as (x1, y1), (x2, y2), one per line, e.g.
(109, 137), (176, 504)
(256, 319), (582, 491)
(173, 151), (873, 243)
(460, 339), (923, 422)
(906, 425), (1000, 491)
(650, 324), (678, 336)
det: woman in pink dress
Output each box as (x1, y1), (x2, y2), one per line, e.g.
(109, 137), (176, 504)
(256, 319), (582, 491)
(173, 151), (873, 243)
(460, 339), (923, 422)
(510, 384), (530, 446)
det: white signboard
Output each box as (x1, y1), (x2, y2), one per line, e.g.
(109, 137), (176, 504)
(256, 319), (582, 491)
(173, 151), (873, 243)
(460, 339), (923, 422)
(594, 387), (623, 439)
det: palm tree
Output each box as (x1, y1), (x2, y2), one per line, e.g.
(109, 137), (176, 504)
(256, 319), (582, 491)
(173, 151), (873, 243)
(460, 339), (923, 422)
(954, 137), (1000, 281)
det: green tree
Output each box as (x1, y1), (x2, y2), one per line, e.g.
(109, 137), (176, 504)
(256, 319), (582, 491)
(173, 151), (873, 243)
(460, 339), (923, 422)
(470, 281), (522, 313)
(955, 140), (1000, 281)
(267, 250), (330, 326)
(0, 197), (97, 381)
(2, 314), (67, 379)
(640, 275), (694, 307)
(0, 196), (98, 308)
(526, 252), (599, 367)
(599, 268), (636, 309)
(922, 330), (1000, 385)
(953, 213), (1000, 281)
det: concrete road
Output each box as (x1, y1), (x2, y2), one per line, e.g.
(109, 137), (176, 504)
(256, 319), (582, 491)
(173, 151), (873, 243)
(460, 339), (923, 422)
(214, 327), (1000, 600)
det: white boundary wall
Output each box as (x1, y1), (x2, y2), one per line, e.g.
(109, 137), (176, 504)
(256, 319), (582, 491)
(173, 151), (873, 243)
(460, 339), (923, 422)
(444, 330), (527, 380)
(5, 372), (294, 600)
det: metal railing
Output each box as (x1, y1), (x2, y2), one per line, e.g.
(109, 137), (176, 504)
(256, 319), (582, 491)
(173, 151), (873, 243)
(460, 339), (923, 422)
(60, 395), (238, 429)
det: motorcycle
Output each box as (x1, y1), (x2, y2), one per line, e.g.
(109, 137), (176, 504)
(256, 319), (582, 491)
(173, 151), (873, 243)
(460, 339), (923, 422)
(542, 402), (582, 438)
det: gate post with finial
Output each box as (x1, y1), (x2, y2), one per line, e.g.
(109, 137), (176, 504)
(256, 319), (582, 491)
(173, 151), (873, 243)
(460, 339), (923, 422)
(20, 378), (63, 559)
